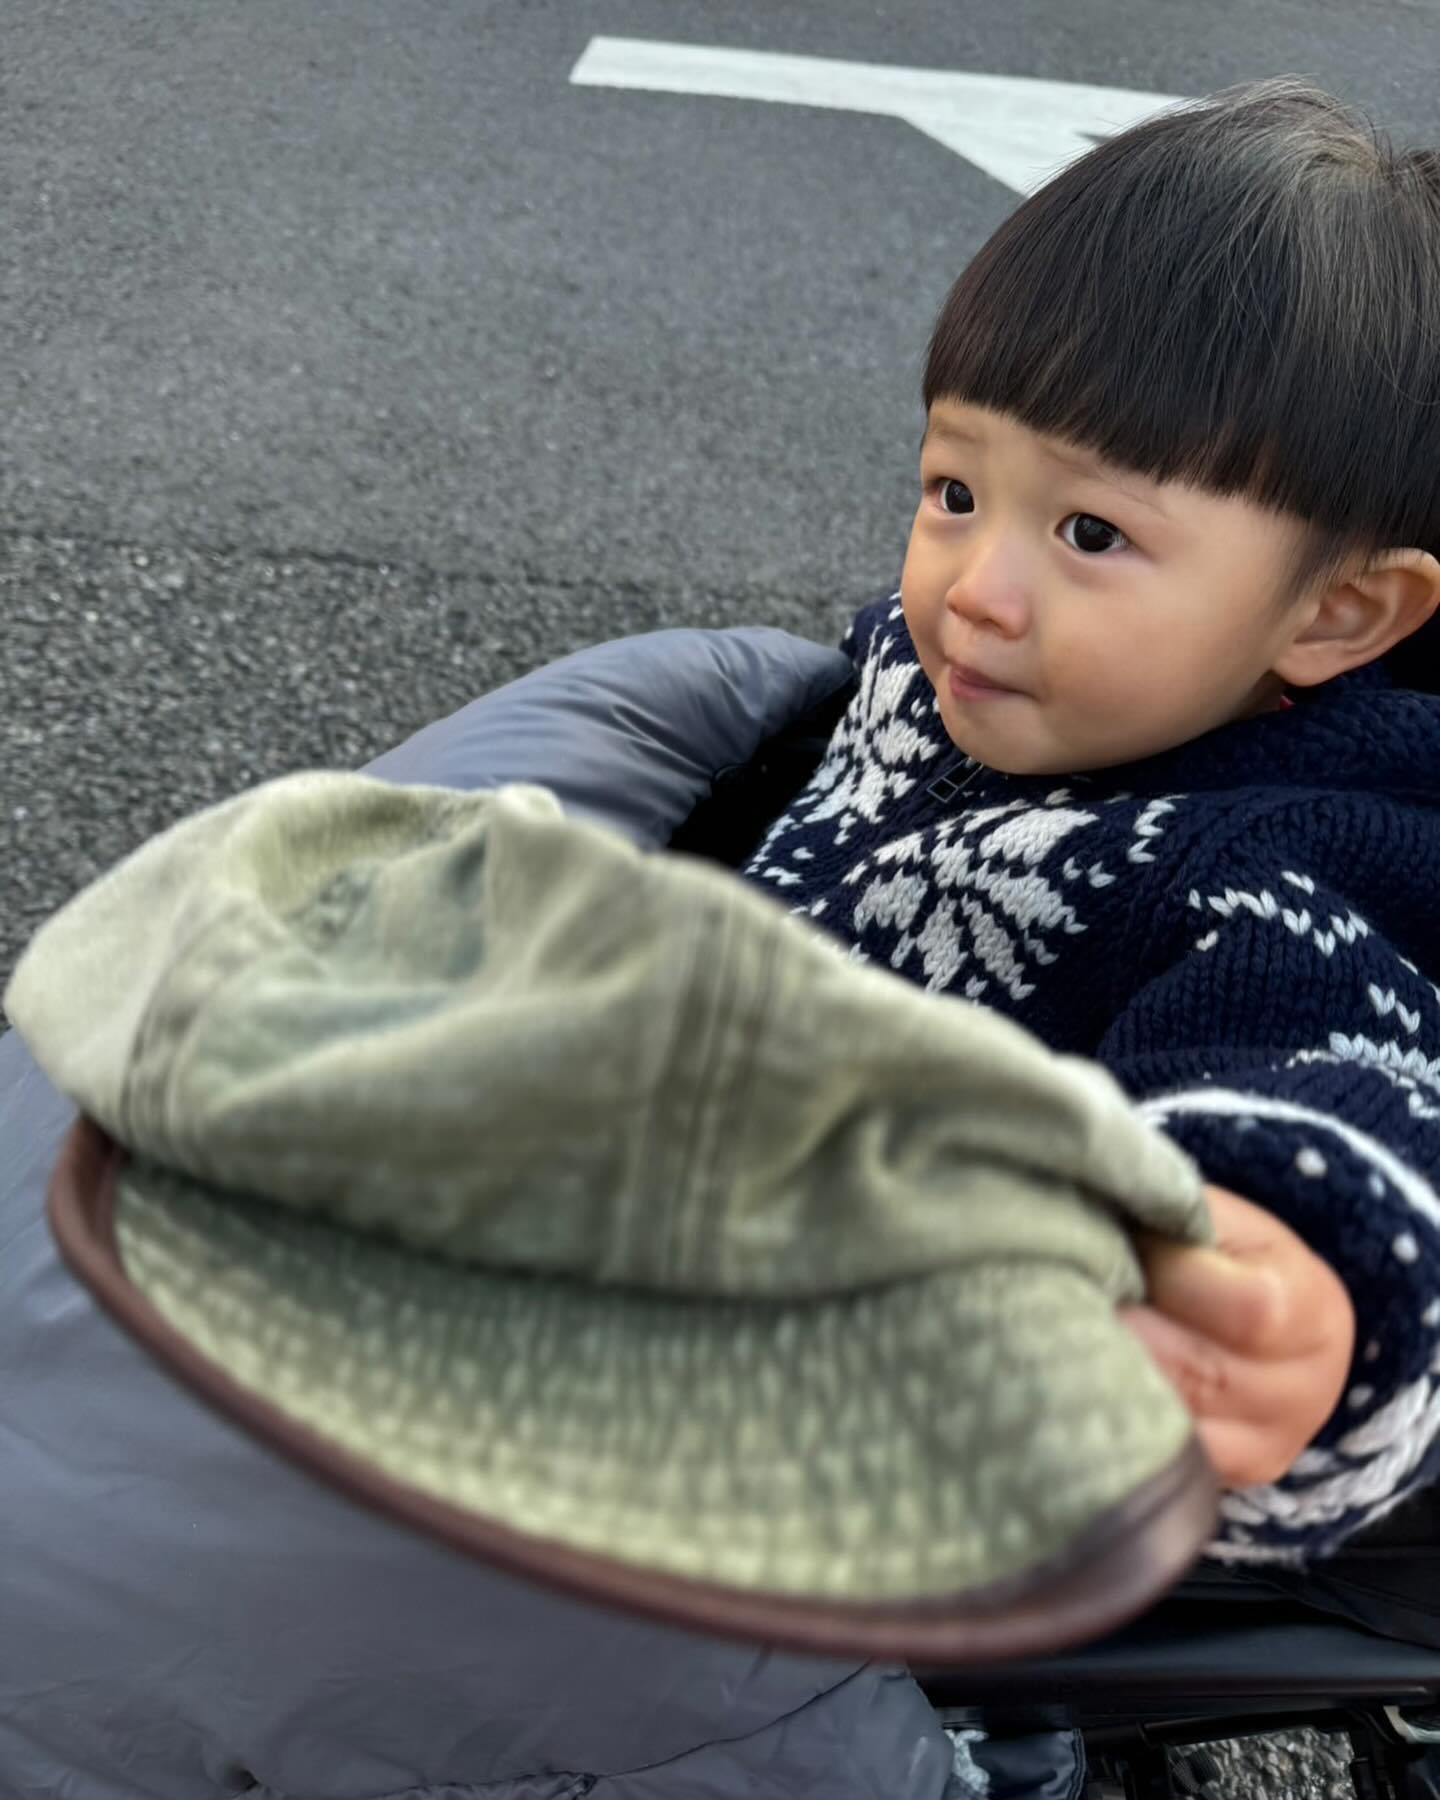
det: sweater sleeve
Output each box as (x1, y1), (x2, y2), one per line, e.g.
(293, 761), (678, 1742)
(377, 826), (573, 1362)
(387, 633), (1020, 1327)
(1095, 858), (1440, 1563)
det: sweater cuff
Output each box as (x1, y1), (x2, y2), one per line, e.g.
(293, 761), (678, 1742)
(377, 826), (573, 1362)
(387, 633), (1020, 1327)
(1136, 1084), (1440, 1560)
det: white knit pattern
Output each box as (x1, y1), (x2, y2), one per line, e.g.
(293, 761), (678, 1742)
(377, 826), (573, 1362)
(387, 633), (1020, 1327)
(748, 601), (1185, 1014)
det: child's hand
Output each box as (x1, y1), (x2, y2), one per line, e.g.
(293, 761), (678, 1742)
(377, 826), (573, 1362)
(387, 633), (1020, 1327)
(1119, 1184), (1356, 1489)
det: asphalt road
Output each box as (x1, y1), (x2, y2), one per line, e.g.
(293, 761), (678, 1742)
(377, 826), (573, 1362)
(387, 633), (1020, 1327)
(5, 0), (1440, 991)
(3, 3), (1439, 1790)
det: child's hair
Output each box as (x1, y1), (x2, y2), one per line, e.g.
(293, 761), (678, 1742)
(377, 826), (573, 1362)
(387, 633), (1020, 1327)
(922, 78), (1440, 690)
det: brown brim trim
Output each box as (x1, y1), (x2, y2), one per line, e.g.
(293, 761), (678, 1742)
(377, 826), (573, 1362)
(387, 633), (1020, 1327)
(48, 1116), (1219, 1666)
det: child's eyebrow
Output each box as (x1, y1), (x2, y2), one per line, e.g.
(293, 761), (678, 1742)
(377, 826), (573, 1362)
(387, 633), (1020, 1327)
(919, 421), (977, 454)
(1042, 442), (1171, 518)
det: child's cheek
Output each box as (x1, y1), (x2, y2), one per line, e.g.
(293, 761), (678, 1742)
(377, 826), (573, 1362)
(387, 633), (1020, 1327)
(898, 586), (943, 690)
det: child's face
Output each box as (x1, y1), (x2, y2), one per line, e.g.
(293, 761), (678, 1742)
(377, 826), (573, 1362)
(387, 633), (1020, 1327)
(901, 402), (1313, 775)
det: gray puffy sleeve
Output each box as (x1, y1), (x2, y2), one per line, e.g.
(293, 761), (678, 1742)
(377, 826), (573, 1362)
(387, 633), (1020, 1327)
(364, 625), (853, 848)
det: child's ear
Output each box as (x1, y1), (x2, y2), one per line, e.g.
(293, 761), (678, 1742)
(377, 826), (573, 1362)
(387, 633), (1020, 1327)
(1273, 550), (1440, 689)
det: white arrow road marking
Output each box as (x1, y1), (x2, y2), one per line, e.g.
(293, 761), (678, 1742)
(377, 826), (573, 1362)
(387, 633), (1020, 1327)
(570, 37), (1186, 197)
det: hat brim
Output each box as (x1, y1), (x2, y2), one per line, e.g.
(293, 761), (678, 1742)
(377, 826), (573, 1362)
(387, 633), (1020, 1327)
(49, 1118), (1217, 1666)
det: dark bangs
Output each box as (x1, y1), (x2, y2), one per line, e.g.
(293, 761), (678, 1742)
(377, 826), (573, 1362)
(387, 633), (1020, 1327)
(923, 79), (1440, 604)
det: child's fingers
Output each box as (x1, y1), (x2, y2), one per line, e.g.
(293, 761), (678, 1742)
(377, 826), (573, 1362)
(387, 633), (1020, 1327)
(1120, 1301), (1255, 1423)
(1121, 1189), (1356, 1489)
(1132, 1234), (1291, 1357)
(1136, 1184), (1352, 1359)
(1118, 1301), (1324, 1429)
(1192, 1415), (1300, 1489)
(1119, 1302), (1290, 1484)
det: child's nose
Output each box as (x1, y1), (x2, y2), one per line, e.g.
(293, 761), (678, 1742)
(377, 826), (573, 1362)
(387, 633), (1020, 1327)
(943, 537), (1031, 638)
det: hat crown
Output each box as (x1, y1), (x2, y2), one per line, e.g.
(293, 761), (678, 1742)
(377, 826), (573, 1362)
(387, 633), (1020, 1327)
(7, 774), (1210, 1301)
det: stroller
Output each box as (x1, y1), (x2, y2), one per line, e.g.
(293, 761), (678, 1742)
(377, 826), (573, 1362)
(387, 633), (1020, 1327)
(671, 688), (1440, 1800)
(8, 639), (1438, 1800)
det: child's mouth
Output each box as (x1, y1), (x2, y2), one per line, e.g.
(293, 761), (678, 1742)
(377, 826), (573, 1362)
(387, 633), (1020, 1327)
(949, 664), (1024, 700)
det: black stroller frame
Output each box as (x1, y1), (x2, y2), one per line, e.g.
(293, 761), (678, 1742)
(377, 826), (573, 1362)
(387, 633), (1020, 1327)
(672, 694), (1440, 1800)
(916, 1561), (1440, 1799)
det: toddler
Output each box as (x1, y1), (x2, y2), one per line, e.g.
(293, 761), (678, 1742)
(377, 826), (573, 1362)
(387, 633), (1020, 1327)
(740, 78), (1440, 1562)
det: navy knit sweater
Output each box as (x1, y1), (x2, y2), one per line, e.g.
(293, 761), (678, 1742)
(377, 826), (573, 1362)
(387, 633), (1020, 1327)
(742, 593), (1440, 1563)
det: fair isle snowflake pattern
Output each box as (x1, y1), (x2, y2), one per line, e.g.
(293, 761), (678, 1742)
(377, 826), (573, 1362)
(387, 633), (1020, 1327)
(852, 803), (1102, 1001)
(744, 597), (1186, 1012)
(737, 593), (1440, 1563)
(746, 598), (941, 869)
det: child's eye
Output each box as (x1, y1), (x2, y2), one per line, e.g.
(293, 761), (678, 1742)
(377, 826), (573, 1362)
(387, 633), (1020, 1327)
(936, 479), (975, 516)
(1060, 513), (1128, 554)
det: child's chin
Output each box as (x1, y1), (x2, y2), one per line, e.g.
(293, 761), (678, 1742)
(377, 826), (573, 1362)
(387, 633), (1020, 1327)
(937, 709), (1037, 776)
(939, 723), (1064, 779)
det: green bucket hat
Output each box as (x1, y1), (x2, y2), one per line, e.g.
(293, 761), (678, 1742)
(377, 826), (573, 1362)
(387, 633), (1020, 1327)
(9, 773), (1219, 1665)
